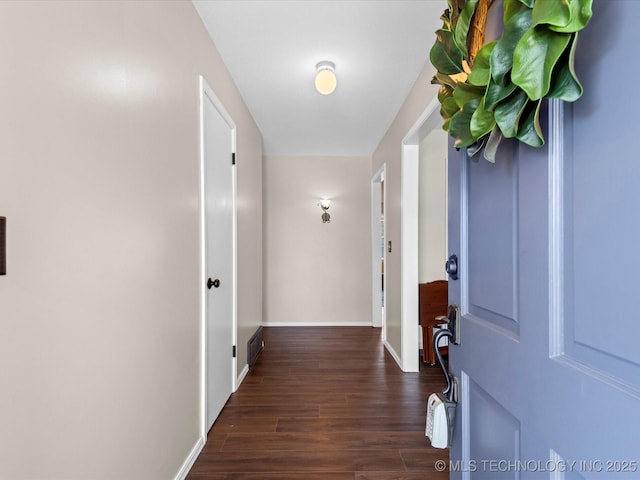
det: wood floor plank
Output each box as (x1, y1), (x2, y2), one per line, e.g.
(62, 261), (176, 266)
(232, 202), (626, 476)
(188, 449), (406, 473)
(246, 362), (321, 376)
(234, 383), (364, 396)
(201, 433), (228, 453)
(400, 448), (449, 471)
(356, 472), (448, 480)
(211, 416), (278, 434)
(319, 403), (427, 418)
(345, 393), (430, 406)
(219, 404), (320, 418)
(276, 416), (426, 433)
(238, 375), (263, 385)
(186, 327), (448, 479)
(187, 474), (355, 480)
(225, 392), (347, 406)
(259, 374), (428, 385)
(221, 431), (433, 451)
(316, 366), (407, 376)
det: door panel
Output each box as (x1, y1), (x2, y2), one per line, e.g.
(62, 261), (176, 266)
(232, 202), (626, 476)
(468, 374), (520, 480)
(449, 2), (640, 478)
(562, 100), (640, 386)
(468, 146), (519, 334)
(560, 3), (640, 388)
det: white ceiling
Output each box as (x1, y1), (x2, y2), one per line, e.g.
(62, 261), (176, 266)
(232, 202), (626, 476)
(193, 0), (446, 157)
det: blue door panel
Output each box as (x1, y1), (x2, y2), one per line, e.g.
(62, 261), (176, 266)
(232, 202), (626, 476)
(561, 0), (640, 388)
(468, 146), (519, 334)
(468, 376), (520, 480)
(563, 100), (640, 387)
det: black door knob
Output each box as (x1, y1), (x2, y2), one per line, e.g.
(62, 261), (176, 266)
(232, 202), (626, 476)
(207, 278), (220, 289)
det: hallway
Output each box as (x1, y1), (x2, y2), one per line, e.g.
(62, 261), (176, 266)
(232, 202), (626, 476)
(187, 326), (449, 479)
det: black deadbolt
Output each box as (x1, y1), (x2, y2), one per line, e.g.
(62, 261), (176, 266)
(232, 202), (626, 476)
(445, 254), (458, 280)
(207, 278), (220, 289)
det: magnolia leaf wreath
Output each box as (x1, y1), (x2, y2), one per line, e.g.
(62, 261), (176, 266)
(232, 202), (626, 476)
(430, 0), (593, 162)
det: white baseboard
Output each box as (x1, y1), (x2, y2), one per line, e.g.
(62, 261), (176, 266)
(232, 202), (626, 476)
(262, 321), (373, 327)
(174, 436), (204, 480)
(236, 363), (249, 389)
(384, 340), (402, 369)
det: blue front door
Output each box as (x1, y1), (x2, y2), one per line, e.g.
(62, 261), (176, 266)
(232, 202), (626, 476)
(447, 1), (640, 478)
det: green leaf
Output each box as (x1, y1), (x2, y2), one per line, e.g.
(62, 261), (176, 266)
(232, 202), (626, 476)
(484, 79), (518, 111)
(470, 99), (496, 138)
(468, 41), (497, 86)
(430, 29), (464, 75)
(503, 0), (527, 22)
(516, 99), (544, 147)
(518, 0), (535, 7)
(453, 83), (485, 108)
(449, 98), (482, 148)
(494, 89), (528, 138)
(441, 96), (460, 119)
(549, 0), (593, 33)
(547, 33), (582, 102)
(467, 136), (488, 158)
(532, 0), (571, 29)
(454, 0), (479, 59)
(512, 27), (571, 100)
(483, 126), (503, 162)
(490, 8), (533, 85)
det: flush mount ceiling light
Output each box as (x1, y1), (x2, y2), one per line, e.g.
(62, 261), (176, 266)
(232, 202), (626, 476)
(315, 61), (337, 95)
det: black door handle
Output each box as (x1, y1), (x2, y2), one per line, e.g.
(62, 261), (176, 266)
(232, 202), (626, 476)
(207, 278), (220, 289)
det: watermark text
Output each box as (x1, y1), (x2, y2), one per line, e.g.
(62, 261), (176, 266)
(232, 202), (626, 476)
(435, 459), (638, 473)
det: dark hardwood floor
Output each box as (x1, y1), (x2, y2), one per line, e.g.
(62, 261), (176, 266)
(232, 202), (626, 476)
(186, 326), (449, 480)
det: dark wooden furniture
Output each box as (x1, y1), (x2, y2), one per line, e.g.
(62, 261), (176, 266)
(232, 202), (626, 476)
(419, 280), (448, 364)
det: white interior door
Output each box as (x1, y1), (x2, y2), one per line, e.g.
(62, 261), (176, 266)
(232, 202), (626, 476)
(201, 78), (236, 432)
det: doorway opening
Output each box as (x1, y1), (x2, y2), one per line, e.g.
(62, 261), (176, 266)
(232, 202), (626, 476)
(400, 96), (448, 372)
(371, 164), (386, 339)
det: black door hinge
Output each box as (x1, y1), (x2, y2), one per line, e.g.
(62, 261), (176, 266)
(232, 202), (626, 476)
(232, 152), (236, 165)
(232, 345), (237, 358)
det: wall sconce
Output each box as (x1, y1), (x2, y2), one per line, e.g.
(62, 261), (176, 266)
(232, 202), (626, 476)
(319, 199), (331, 223)
(315, 61), (337, 95)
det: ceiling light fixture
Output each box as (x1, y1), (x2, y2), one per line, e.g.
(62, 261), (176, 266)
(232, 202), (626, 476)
(315, 61), (337, 95)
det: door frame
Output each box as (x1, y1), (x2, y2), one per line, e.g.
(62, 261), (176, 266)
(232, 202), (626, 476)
(370, 164), (386, 335)
(198, 76), (238, 439)
(399, 95), (441, 372)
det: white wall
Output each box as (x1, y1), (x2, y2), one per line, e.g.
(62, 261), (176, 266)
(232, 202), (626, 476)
(263, 156), (371, 326)
(0, 2), (262, 479)
(371, 66), (440, 361)
(418, 128), (448, 283)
